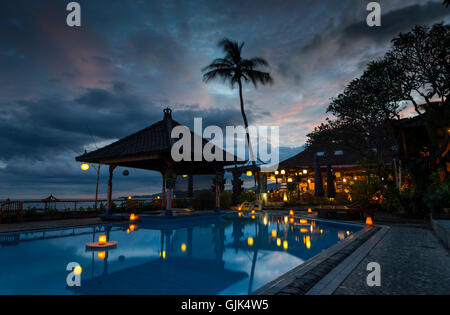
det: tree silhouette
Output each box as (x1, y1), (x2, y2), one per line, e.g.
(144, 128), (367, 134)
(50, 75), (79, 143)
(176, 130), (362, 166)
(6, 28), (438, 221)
(202, 38), (273, 165)
(444, 0), (450, 8)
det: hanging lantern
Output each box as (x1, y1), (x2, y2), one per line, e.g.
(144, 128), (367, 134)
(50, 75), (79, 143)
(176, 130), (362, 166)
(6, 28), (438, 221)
(247, 237), (254, 246)
(80, 163), (90, 171)
(280, 170), (286, 175)
(366, 217), (373, 225)
(97, 251), (106, 260)
(246, 170), (253, 177)
(181, 243), (187, 252)
(303, 169), (308, 174)
(274, 171), (279, 175)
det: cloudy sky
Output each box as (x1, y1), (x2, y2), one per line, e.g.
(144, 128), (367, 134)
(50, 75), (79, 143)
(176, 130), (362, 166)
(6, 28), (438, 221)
(1, 0), (449, 199)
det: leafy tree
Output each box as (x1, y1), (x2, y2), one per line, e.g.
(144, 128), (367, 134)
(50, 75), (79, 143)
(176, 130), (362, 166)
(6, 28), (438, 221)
(202, 38), (273, 164)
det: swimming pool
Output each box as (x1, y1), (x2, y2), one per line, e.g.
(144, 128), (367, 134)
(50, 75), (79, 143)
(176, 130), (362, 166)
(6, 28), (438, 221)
(0, 214), (362, 294)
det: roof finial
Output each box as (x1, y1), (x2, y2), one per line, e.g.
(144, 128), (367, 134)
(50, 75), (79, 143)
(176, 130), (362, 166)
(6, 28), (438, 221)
(163, 107), (172, 120)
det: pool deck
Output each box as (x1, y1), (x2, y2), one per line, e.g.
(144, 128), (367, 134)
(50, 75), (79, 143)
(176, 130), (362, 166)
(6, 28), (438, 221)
(334, 223), (450, 295)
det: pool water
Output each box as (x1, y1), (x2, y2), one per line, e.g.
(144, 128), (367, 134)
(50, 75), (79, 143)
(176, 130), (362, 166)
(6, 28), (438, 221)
(0, 214), (362, 294)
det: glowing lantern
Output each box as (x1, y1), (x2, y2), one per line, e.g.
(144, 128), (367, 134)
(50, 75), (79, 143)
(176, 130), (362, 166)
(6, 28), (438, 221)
(284, 216), (288, 224)
(129, 224), (136, 232)
(283, 240), (288, 250)
(247, 237), (254, 246)
(238, 212), (242, 217)
(182, 174), (188, 178)
(275, 171), (279, 175)
(300, 219), (308, 224)
(271, 230), (277, 238)
(308, 208), (312, 213)
(130, 213), (138, 221)
(343, 178), (347, 183)
(283, 194), (288, 202)
(162, 251), (166, 259)
(305, 236), (311, 249)
(127, 196), (132, 200)
(289, 218), (294, 224)
(251, 215), (255, 220)
(263, 216), (268, 226)
(347, 231), (350, 235)
(181, 243), (187, 252)
(80, 163), (90, 171)
(277, 238), (281, 247)
(251, 210), (256, 214)
(366, 217), (373, 225)
(320, 229), (323, 234)
(281, 170), (286, 175)
(98, 235), (107, 245)
(303, 169), (308, 174)
(307, 179), (311, 184)
(287, 178), (293, 183)
(97, 251), (106, 260)
(126, 229), (130, 234)
(289, 210), (294, 216)
(246, 171), (253, 177)
(73, 265), (82, 275)
(300, 228), (308, 233)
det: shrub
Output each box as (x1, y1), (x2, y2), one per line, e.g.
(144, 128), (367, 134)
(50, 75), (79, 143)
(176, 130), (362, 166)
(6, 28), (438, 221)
(238, 191), (256, 204)
(349, 176), (379, 202)
(424, 171), (450, 214)
(220, 191), (233, 209)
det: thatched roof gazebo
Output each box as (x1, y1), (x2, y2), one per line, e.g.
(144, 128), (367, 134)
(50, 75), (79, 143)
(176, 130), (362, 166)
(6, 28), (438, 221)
(75, 108), (243, 215)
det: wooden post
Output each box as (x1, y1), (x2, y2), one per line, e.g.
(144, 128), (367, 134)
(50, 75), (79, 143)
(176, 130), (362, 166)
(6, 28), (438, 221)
(215, 172), (223, 212)
(106, 165), (116, 216)
(161, 174), (166, 210)
(215, 177), (220, 210)
(95, 164), (100, 210)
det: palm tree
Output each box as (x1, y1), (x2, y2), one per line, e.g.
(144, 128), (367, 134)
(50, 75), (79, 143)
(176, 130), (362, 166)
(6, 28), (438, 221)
(202, 38), (273, 165)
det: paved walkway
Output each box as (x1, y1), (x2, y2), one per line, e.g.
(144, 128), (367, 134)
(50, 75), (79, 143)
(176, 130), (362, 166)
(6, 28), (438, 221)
(0, 217), (106, 234)
(334, 224), (450, 295)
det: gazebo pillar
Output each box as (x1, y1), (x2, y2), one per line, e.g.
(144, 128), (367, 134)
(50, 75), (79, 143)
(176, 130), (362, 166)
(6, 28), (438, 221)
(161, 174), (166, 210)
(164, 168), (176, 216)
(215, 172), (224, 212)
(106, 165), (117, 215)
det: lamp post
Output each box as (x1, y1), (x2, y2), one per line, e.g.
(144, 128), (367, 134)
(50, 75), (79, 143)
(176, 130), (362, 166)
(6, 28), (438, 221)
(81, 163), (101, 210)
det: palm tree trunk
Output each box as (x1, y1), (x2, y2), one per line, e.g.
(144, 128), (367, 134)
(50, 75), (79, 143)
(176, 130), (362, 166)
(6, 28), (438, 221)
(238, 79), (256, 166)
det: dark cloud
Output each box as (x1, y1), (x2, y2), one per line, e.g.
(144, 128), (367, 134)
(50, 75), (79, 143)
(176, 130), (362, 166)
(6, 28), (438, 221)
(0, 0), (448, 198)
(341, 1), (449, 43)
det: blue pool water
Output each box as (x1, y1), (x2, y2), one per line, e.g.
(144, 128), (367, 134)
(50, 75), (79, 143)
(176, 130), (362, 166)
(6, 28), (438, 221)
(0, 214), (362, 294)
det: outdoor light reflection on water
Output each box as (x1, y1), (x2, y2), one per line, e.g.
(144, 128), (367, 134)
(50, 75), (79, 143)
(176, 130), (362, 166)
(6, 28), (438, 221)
(0, 213), (361, 295)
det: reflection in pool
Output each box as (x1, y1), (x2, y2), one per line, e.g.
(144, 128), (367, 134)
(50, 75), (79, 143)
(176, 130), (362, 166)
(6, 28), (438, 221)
(0, 214), (362, 294)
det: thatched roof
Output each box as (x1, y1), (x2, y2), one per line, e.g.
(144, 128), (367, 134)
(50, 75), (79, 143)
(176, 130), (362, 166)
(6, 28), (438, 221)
(278, 143), (395, 171)
(75, 108), (243, 174)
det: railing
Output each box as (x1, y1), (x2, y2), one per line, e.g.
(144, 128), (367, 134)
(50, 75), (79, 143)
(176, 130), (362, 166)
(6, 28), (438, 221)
(0, 199), (156, 212)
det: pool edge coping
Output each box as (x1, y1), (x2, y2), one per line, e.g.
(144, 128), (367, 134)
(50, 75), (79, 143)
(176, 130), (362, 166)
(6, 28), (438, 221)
(252, 223), (386, 295)
(305, 224), (389, 295)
